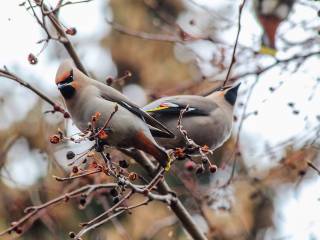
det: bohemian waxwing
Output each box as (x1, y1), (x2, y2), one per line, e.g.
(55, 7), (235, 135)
(143, 83), (241, 150)
(55, 59), (174, 168)
(254, 0), (295, 54)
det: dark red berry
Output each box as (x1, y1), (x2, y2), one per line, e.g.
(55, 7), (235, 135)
(128, 172), (137, 181)
(110, 188), (118, 197)
(28, 53), (38, 65)
(119, 160), (129, 168)
(112, 196), (120, 204)
(64, 112), (71, 118)
(106, 77), (113, 85)
(72, 166), (78, 174)
(66, 151), (75, 160)
(49, 135), (60, 144)
(65, 27), (77, 35)
(14, 227), (22, 234)
(209, 165), (218, 173)
(69, 232), (76, 238)
(79, 196), (86, 206)
(184, 161), (195, 172)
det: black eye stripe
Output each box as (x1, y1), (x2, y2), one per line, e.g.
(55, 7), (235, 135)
(60, 70), (73, 84)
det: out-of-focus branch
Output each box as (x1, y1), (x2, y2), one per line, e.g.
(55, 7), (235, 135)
(230, 51), (320, 83)
(0, 68), (69, 117)
(142, 215), (178, 240)
(222, 0), (246, 87)
(27, 0), (88, 75)
(48, 0), (94, 14)
(108, 20), (182, 43)
(108, 20), (230, 47)
(43, 4), (88, 75)
(0, 183), (117, 236)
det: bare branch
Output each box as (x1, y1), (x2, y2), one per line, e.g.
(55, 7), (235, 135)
(121, 149), (208, 240)
(222, 0), (246, 87)
(0, 183), (116, 236)
(0, 68), (69, 117)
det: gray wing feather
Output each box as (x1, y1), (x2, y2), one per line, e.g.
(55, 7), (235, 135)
(92, 80), (175, 138)
(143, 95), (219, 116)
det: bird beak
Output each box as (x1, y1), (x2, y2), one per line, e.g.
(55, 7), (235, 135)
(226, 82), (241, 95)
(232, 82), (241, 91)
(57, 82), (72, 90)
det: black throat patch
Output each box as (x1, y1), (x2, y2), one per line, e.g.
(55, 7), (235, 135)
(224, 86), (239, 106)
(58, 70), (76, 99)
(60, 85), (76, 99)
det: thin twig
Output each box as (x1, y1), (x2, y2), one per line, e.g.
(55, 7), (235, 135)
(121, 149), (208, 240)
(39, 2), (88, 75)
(307, 160), (320, 175)
(229, 51), (320, 83)
(47, 0), (94, 14)
(0, 68), (69, 116)
(53, 167), (103, 182)
(108, 20), (182, 43)
(222, 0), (246, 87)
(0, 183), (116, 236)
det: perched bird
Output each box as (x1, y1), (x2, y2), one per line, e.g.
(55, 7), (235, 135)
(143, 84), (241, 151)
(254, 0), (295, 54)
(55, 59), (174, 168)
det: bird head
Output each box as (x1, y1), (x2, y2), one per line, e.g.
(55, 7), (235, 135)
(205, 82), (241, 106)
(222, 83), (241, 106)
(55, 59), (79, 99)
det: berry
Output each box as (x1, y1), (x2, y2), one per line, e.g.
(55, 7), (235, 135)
(110, 188), (118, 197)
(64, 112), (70, 118)
(184, 161), (195, 171)
(66, 151), (75, 160)
(49, 135), (60, 144)
(72, 166), (78, 174)
(79, 196), (86, 206)
(209, 165), (218, 173)
(28, 53), (38, 65)
(128, 172), (137, 181)
(65, 27), (77, 35)
(112, 196), (120, 204)
(69, 232), (76, 238)
(119, 160), (129, 168)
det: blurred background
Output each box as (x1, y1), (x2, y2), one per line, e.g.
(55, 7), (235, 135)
(0, 0), (320, 239)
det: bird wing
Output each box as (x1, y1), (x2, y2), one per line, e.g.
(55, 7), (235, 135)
(93, 81), (175, 138)
(143, 95), (219, 116)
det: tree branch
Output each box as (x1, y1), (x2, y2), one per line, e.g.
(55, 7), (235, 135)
(222, 0), (246, 87)
(121, 149), (208, 240)
(0, 68), (69, 117)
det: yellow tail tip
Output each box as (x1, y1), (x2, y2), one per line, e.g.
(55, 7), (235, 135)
(259, 46), (277, 56)
(164, 157), (173, 171)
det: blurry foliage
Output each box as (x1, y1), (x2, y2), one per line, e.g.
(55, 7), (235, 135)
(106, 0), (194, 90)
(0, 0), (320, 240)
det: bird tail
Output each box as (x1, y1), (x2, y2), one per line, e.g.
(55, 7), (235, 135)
(133, 131), (171, 170)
